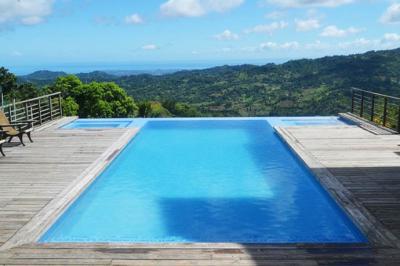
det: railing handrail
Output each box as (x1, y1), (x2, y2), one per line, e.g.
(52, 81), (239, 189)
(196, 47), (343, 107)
(2, 92), (62, 108)
(1, 92), (62, 125)
(351, 88), (400, 133)
(351, 87), (400, 101)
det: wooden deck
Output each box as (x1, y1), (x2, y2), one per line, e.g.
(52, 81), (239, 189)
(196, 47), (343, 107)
(0, 118), (400, 265)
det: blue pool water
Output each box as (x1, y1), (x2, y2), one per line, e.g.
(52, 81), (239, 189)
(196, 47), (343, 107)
(62, 119), (135, 129)
(62, 116), (350, 129)
(42, 119), (366, 243)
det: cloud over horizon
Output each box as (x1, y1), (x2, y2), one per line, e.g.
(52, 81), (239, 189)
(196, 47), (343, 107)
(160, 0), (244, 17)
(264, 0), (354, 8)
(0, 0), (54, 28)
(214, 30), (239, 41)
(381, 3), (400, 24)
(125, 14), (144, 25)
(245, 21), (288, 35)
(321, 25), (363, 37)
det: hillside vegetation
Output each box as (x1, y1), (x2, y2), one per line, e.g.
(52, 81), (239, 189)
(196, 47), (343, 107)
(10, 48), (400, 117)
(116, 48), (400, 116)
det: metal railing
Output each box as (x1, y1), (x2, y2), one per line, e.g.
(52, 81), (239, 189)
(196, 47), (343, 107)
(1, 92), (63, 125)
(351, 88), (400, 133)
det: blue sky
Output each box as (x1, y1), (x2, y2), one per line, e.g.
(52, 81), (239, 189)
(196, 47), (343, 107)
(1, 0), (400, 73)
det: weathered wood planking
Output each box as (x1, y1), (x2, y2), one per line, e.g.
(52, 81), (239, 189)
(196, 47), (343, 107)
(0, 119), (400, 265)
(279, 125), (400, 245)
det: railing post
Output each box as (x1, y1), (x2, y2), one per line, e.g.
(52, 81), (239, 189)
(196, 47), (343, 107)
(8, 105), (12, 122)
(397, 105), (400, 133)
(58, 93), (63, 117)
(383, 97), (388, 127)
(370, 94), (375, 122)
(49, 96), (53, 120)
(12, 98), (16, 122)
(38, 98), (43, 124)
(351, 89), (355, 113)
(360, 91), (364, 117)
(24, 102), (29, 121)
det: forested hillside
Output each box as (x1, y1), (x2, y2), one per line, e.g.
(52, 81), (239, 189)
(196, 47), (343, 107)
(116, 48), (400, 116)
(12, 48), (400, 117)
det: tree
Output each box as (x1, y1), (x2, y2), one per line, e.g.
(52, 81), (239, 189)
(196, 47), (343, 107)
(0, 68), (40, 103)
(162, 100), (200, 117)
(0, 67), (17, 97)
(138, 101), (152, 118)
(46, 75), (83, 98)
(74, 82), (138, 118)
(47, 76), (138, 118)
(62, 96), (79, 116)
(137, 101), (171, 118)
(13, 83), (40, 101)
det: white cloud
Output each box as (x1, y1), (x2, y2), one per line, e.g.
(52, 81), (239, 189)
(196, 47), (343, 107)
(264, 0), (354, 8)
(260, 41), (299, 50)
(299, 33), (400, 53)
(281, 41), (300, 49)
(383, 33), (400, 42)
(304, 40), (330, 50)
(245, 21), (288, 34)
(160, 0), (244, 17)
(214, 30), (239, 40)
(320, 25), (363, 37)
(125, 14), (144, 25)
(0, 0), (53, 27)
(338, 38), (379, 50)
(204, 0), (244, 12)
(265, 11), (285, 20)
(380, 3), (400, 24)
(295, 18), (320, 31)
(260, 42), (278, 49)
(337, 33), (400, 52)
(142, 44), (158, 50)
(161, 0), (204, 17)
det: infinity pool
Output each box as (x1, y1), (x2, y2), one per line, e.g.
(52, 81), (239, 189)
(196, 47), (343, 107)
(42, 119), (365, 243)
(62, 116), (350, 129)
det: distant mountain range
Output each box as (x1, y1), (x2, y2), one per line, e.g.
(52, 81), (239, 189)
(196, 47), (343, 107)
(17, 69), (180, 85)
(17, 48), (400, 116)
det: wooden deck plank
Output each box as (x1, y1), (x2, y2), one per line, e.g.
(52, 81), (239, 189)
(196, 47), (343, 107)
(280, 125), (400, 245)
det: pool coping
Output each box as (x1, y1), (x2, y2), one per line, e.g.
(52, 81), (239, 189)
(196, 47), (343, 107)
(276, 126), (400, 249)
(1, 118), (397, 251)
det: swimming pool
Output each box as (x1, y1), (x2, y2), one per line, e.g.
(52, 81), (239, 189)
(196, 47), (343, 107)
(62, 119), (136, 129)
(42, 119), (366, 243)
(62, 116), (350, 129)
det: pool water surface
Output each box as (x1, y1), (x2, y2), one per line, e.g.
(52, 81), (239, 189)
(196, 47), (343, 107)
(42, 119), (366, 243)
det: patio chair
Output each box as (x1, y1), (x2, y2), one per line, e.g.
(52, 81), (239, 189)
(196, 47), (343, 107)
(0, 130), (7, 156)
(0, 111), (34, 146)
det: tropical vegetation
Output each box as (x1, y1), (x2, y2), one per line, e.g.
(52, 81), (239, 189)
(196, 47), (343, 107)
(3, 48), (400, 118)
